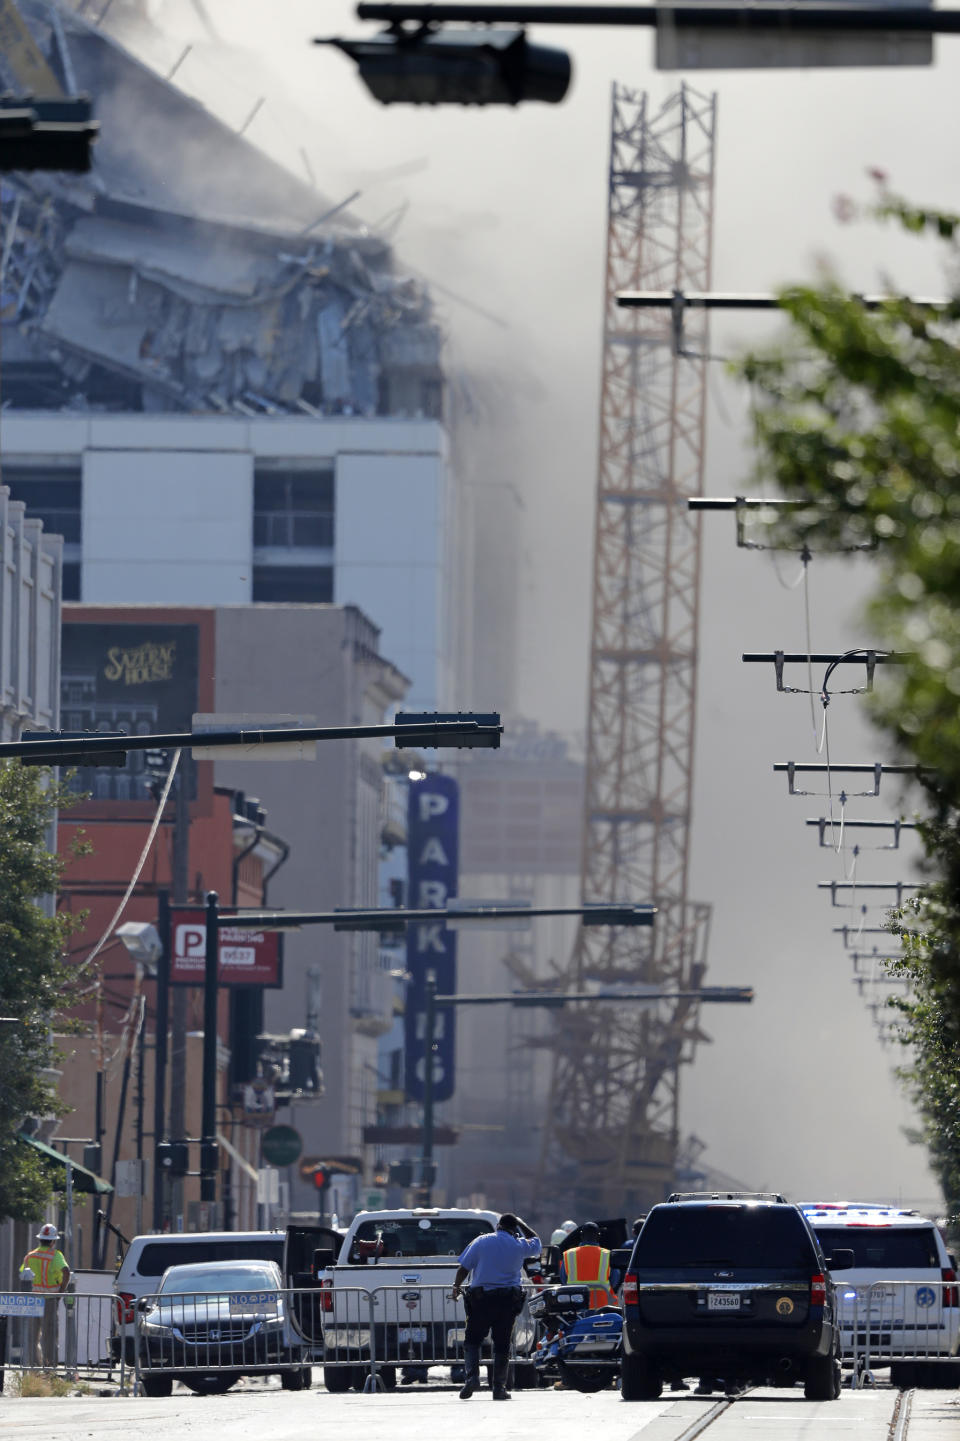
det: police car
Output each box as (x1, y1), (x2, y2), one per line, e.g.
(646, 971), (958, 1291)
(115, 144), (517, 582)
(799, 1204), (960, 1361)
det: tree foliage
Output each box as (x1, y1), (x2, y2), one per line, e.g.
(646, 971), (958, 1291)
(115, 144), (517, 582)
(0, 762), (85, 1221)
(734, 192), (960, 1213)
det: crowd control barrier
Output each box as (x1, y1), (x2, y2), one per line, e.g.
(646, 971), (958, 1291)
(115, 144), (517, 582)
(840, 1279), (960, 1388)
(133, 1282), (538, 1395)
(0, 1287), (124, 1389)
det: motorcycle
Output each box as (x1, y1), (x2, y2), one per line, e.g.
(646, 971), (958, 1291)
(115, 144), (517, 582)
(529, 1284), (622, 1393)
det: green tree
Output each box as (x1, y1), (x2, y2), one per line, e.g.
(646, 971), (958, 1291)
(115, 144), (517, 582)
(734, 192), (960, 1214)
(0, 762), (85, 1221)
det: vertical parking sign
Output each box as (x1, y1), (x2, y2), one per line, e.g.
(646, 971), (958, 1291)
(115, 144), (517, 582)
(405, 773), (459, 1104)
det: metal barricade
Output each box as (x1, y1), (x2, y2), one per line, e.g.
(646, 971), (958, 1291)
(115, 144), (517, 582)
(0, 1290), (119, 1388)
(130, 1282), (538, 1396)
(320, 1282), (538, 1394)
(134, 1285), (309, 1396)
(838, 1278), (960, 1387)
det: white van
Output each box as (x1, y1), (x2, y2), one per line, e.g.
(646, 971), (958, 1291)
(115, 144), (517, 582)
(110, 1231), (284, 1362)
(800, 1205), (959, 1362)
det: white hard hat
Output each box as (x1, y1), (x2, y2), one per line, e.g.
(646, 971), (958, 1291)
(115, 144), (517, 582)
(36, 1222), (59, 1242)
(561, 1220), (577, 1234)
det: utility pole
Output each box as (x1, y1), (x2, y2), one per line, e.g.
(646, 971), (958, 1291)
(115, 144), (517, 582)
(152, 890), (170, 1230)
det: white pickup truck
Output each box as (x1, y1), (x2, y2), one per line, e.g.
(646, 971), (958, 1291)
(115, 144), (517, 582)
(284, 1208), (540, 1391)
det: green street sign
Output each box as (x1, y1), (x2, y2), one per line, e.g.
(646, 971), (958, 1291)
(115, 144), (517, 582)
(261, 1124), (302, 1167)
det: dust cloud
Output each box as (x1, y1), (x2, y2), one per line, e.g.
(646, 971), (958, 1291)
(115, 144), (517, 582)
(131, 0), (960, 1208)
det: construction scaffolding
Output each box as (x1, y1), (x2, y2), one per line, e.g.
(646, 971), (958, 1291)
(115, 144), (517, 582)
(534, 83), (717, 1218)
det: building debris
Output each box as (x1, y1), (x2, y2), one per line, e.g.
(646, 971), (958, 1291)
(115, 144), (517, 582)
(1, 0), (444, 417)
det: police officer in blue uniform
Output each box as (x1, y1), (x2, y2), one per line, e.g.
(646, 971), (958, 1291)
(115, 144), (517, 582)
(451, 1212), (541, 1401)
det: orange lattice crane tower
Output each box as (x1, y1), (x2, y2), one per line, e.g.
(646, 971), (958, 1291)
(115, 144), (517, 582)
(535, 83), (718, 1218)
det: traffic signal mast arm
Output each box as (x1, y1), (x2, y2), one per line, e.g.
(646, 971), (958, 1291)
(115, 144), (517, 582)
(434, 987), (753, 1005)
(0, 711), (502, 764)
(357, 3), (960, 30)
(217, 902), (656, 931)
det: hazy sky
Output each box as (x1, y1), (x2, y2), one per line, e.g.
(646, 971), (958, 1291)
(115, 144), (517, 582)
(121, 0), (960, 1207)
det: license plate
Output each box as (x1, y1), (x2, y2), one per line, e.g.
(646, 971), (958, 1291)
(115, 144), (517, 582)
(708, 1293), (741, 1312)
(398, 1327), (427, 1342)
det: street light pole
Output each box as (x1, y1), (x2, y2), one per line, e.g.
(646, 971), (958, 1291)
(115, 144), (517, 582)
(421, 971), (438, 1203)
(200, 891), (220, 1208)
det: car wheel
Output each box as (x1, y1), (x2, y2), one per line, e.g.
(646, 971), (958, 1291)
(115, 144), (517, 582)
(621, 1353), (661, 1401)
(140, 1374), (173, 1397)
(182, 1372), (240, 1396)
(323, 1364), (355, 1393)
(281, 1366), (308, 1391)
(804, 1354), (839, 1402)
(379, 1365), (397, 1390)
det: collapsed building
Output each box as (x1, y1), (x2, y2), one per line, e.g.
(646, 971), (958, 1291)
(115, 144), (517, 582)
(0, 0), (444, 417)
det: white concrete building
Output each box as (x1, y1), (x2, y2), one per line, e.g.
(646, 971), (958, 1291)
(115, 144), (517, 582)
(1, 413), (456, 713)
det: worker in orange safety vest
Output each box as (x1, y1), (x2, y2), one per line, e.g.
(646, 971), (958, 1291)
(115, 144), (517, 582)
(558, 1222), (619, 1309)
(21, 1222), (71, 1367)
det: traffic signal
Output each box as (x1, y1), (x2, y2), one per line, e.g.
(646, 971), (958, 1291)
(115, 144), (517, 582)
(288, 1033), (323, 1097)
(156, 1141), (189, 1177)
(388, 1160), (413, 1188)
(0, 97), (98, 172)
(318, 29), (571, 107)
(312, 1169), (326, 1191)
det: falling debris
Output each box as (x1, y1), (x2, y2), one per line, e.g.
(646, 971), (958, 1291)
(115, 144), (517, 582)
(1, 0), (444, 417)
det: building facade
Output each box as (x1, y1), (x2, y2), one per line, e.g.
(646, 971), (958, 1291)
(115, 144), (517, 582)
(2, 414), (456, 714)
(55, 603), (407, 1226)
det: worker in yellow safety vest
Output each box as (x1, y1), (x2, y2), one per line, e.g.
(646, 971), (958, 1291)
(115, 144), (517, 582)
(558, 1222), (619, 1309)
(21, 1222), (71, 1367)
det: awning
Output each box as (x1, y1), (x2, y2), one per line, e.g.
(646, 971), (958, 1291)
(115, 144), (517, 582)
(16, 1133), (113, 1195)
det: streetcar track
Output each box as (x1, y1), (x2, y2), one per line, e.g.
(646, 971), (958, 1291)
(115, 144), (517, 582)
(889, 1386), (914, 1441)
(667, 1386), (757, 1441)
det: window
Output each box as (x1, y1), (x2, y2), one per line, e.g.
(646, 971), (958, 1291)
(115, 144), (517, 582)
(253, 468), (333, 549)
(813, 1227), (940, 1269)
(350, 1217), (493, 1259)
(136, 1239), (283, 1278)
(635, 1208), (815, 1270)
(3, 466), (81, 544)
(252, 566), (333, 604)
(61, 563), (80, 601)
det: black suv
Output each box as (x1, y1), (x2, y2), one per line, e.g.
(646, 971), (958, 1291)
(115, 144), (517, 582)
(620, 1198), (852, 1401)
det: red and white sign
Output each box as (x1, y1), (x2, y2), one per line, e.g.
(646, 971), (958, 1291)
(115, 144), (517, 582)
(170, 909), (282, 988)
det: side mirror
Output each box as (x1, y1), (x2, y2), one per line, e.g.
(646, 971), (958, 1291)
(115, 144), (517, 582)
(137, 1296), (155, 1313)
(610, 1247), (633, 1272)
(312, 1248), (336, 1273)
(827, 1249), (855, 1272)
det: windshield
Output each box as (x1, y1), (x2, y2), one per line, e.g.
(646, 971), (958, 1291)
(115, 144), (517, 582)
(813, 1227), (940, 1269)
(158, 1265), (278, 1295)
(351, 1217), (493, 1258)
(635, 1207), (815, 1269)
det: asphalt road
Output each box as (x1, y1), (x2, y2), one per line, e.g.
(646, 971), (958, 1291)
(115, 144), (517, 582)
(1, 1381), (957, 1441)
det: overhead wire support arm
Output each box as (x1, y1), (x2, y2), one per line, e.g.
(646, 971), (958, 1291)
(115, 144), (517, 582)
(807, 816), (917, 849)
(775, 761), (918, 796)
(834, 926), (909, 948)
(615, 289), (948, 354)
(743, 650), (909, 696)
(818, 881), (921, 907)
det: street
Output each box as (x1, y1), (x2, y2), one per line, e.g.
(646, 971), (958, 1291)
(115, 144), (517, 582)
(1, 1381), (956, 1441)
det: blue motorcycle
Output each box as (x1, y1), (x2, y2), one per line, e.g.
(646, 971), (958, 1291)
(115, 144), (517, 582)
(530, 1284), (622, 1393)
